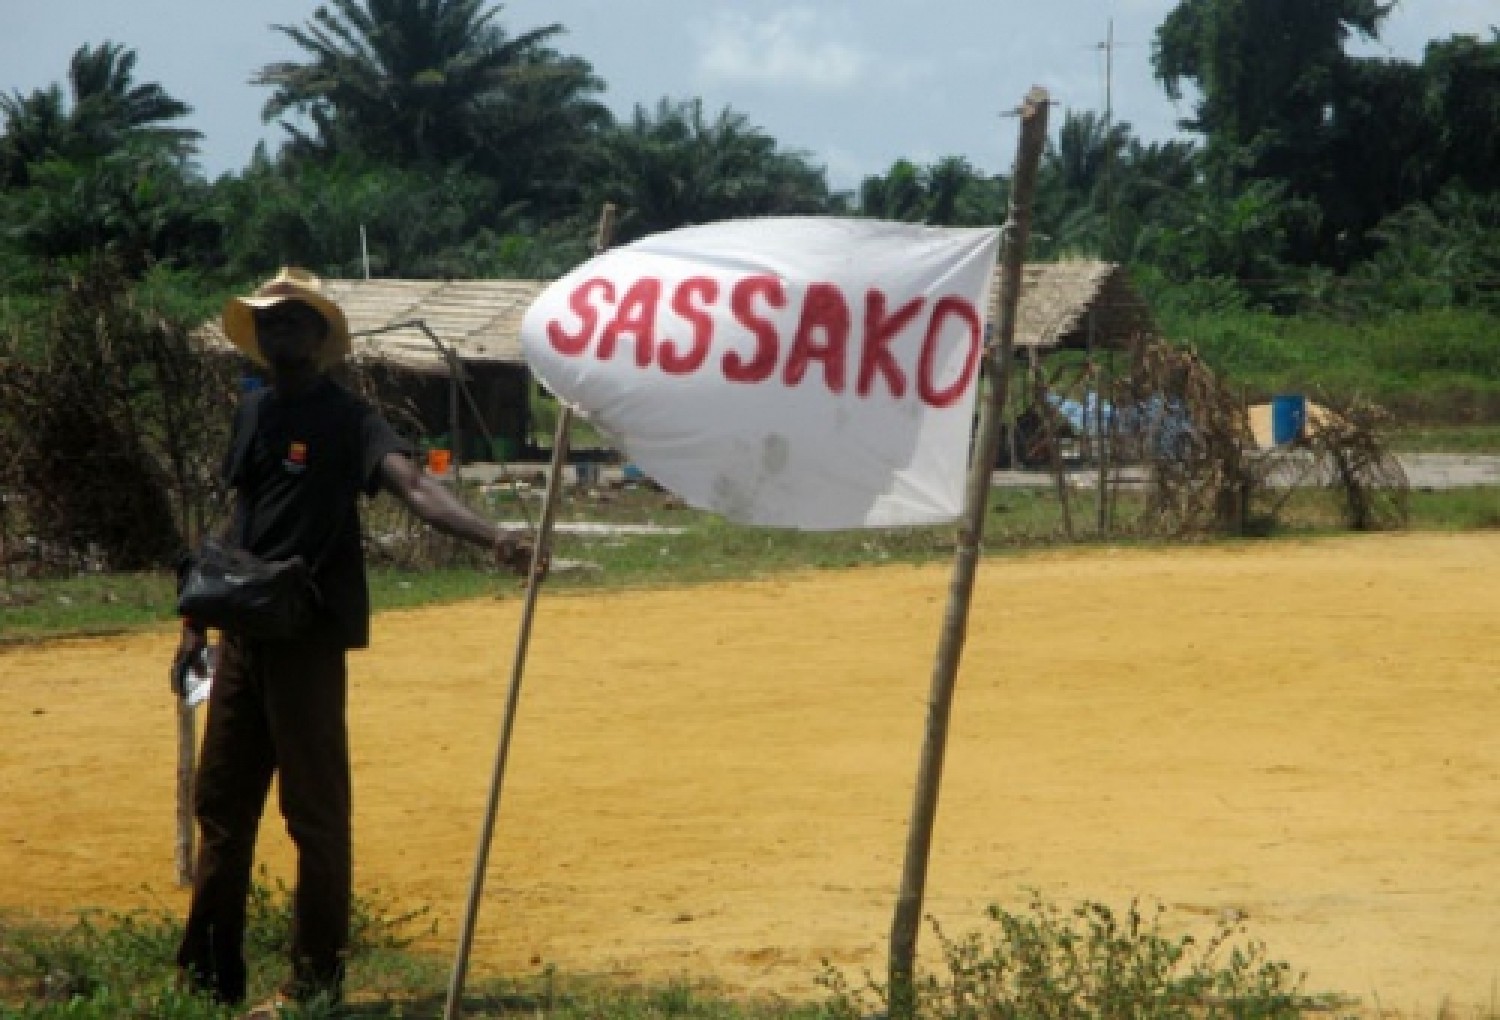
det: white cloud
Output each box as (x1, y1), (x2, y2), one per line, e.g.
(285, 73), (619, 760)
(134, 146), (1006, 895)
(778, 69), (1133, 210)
(696, 9), (875, 90)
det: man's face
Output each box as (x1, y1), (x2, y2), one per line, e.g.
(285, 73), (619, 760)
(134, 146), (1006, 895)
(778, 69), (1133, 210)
(254, 300), (329, 369)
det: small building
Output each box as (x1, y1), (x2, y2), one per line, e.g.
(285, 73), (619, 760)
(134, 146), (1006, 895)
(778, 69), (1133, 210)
(996, 259), (1159, 354)
(202, 278), (549, 462)
(989, 261), (1162, 468)
(201, 262), (1159, 465)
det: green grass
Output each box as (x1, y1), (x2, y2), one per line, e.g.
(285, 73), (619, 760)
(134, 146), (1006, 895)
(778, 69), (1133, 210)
(4, 477), (1497, 643)
(0, 883), (1345, 1019)
(0, 483), (1018, 642)
(1163, 307), (1500, 422)
(1408, 485), (1500, 530)
(0, 572), (179, 643)
(0, 881), (823, 1018)
(1389, 423), (1500, 454)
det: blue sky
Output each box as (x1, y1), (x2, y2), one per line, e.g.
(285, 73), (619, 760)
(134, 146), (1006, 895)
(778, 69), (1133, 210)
(5, 1), (1496, 191)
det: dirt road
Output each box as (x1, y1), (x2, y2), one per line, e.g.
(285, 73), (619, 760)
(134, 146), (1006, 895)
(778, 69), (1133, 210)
(2, 533), (1496, 1016)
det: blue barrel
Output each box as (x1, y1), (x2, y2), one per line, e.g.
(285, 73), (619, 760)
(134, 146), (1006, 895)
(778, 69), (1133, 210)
(1271, 394), (1306, 445)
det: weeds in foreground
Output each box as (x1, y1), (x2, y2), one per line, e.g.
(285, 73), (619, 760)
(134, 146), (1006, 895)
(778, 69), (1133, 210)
(0, 872), (428, 1018)
(820, 895), (1350, 1019)
(0, 888), (1443, 1019)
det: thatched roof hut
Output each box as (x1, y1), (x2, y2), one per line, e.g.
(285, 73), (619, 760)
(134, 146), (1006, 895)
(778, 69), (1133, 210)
(204, 261), (1156, 368)
(206, 262), (1156, 365)
(200, 279), (549, 460)
(200, 278), (548, 371)
(198, 262), (1157, 460)
(995, 260), (1158, 352)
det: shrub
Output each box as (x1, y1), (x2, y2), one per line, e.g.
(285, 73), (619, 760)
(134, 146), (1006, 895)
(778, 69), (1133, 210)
(821, 894), (1338, 1020)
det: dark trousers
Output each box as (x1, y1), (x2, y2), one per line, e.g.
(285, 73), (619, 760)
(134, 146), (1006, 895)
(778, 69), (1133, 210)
(176, 631), (351, 1005)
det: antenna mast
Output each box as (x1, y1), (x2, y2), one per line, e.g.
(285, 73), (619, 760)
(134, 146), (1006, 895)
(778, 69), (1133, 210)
(1102, 19), (1115, 259)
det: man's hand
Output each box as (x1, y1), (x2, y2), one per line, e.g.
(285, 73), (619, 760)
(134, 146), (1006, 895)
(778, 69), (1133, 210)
(170, 621), (208, 697)
(495, 532), (548, 582)
(382, 453), (551, 581)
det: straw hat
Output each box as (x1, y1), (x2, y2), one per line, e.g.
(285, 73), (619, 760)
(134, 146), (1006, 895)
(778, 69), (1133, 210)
(221, 267), (351, 368)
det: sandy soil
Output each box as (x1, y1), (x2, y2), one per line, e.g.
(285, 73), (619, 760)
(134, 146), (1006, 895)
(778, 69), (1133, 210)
(2, 533), (1497, 1016)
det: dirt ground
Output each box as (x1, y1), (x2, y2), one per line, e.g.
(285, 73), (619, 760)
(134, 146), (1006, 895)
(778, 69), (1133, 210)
(2, 533), (1497, 1017)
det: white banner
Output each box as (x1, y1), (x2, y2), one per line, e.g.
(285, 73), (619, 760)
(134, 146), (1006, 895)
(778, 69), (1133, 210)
(521, 217), (999, 530)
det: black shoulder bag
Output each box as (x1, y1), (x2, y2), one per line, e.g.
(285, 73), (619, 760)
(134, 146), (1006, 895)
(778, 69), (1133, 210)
(177, 397), (340, 641)
(176, 537), (320, 640)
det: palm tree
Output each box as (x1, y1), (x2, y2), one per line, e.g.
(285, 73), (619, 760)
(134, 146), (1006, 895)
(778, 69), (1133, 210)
(0, 42), (198, 187)
(0, 86), (68, 187)
(859, 159), (927, 222)
(594, 98), (829, 240)
(254, 0), (604, 174)
(65, 43), (199, 155)
(923, 156), (1004, 226)
(465, 40), (611, 216)
(1047, 110), (1132, 201)
(858, 157), (1003, 226)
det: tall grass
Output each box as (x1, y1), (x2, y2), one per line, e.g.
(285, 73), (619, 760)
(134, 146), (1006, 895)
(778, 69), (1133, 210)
(1163, 307), (1500, 422)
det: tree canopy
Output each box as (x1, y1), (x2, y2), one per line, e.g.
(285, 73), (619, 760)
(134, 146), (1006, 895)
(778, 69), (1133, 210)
(0, 2), (1495, 323)
(593, 98), (830, 242)
(254, 0), (609, 203)
(0, 41), (199, 188)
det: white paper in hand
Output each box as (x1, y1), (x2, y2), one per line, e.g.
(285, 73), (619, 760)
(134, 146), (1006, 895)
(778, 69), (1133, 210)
(182, 649), (214, 708)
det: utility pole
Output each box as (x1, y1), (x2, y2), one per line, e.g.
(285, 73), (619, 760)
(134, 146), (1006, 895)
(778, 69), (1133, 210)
(1100, 19), (1115, 261)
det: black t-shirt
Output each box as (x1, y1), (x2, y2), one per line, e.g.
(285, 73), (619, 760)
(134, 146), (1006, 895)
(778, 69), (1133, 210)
(223, 380), (410, 649)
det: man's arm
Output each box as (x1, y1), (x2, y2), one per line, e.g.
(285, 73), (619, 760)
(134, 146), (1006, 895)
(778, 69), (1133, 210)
(378, 451), (535, 573)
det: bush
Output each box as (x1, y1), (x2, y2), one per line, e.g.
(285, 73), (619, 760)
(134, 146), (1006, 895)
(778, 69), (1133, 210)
(821, 895), (1338, 1020)
(0, 258), (234, 573)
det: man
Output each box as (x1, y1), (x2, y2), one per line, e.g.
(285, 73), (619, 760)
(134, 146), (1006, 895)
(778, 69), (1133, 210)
(171, 267), (538, 1015)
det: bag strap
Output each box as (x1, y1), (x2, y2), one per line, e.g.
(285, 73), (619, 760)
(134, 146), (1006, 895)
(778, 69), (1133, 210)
(236, 393), (264, 549)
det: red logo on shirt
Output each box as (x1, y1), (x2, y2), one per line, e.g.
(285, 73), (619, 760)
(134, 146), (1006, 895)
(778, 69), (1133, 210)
(284, 441), (309, 474)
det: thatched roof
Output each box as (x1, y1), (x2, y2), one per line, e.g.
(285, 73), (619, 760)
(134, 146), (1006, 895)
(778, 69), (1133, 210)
(996, 260), (1158, 352)
(203, 260), (1155, 373)
(201, 278), (549, 373)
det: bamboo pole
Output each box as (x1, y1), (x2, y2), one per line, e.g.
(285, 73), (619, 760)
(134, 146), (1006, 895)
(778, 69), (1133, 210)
(1092, 311), (1109, 535)
(174, 700), (196, 887)
(887, 88), (1049, 1016)
(449, 357), (464, 495)
(1104, 349), (1119, 530)
(442, 203), (617, 1020)
(1040, 369), (1076, 540)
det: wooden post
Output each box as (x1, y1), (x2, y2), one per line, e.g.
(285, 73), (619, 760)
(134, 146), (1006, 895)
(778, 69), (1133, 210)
(1092, 310), (1109, 535)
(442, 203), (617, 1020)
(1040, 368), (1075, 540)
(174, 700), (196, 887)
(1008, 361), (1025, 471)
(449, 360), (463, 494)
(887, 88), (1049, 1016)
(1103, 349), (1118, 530)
